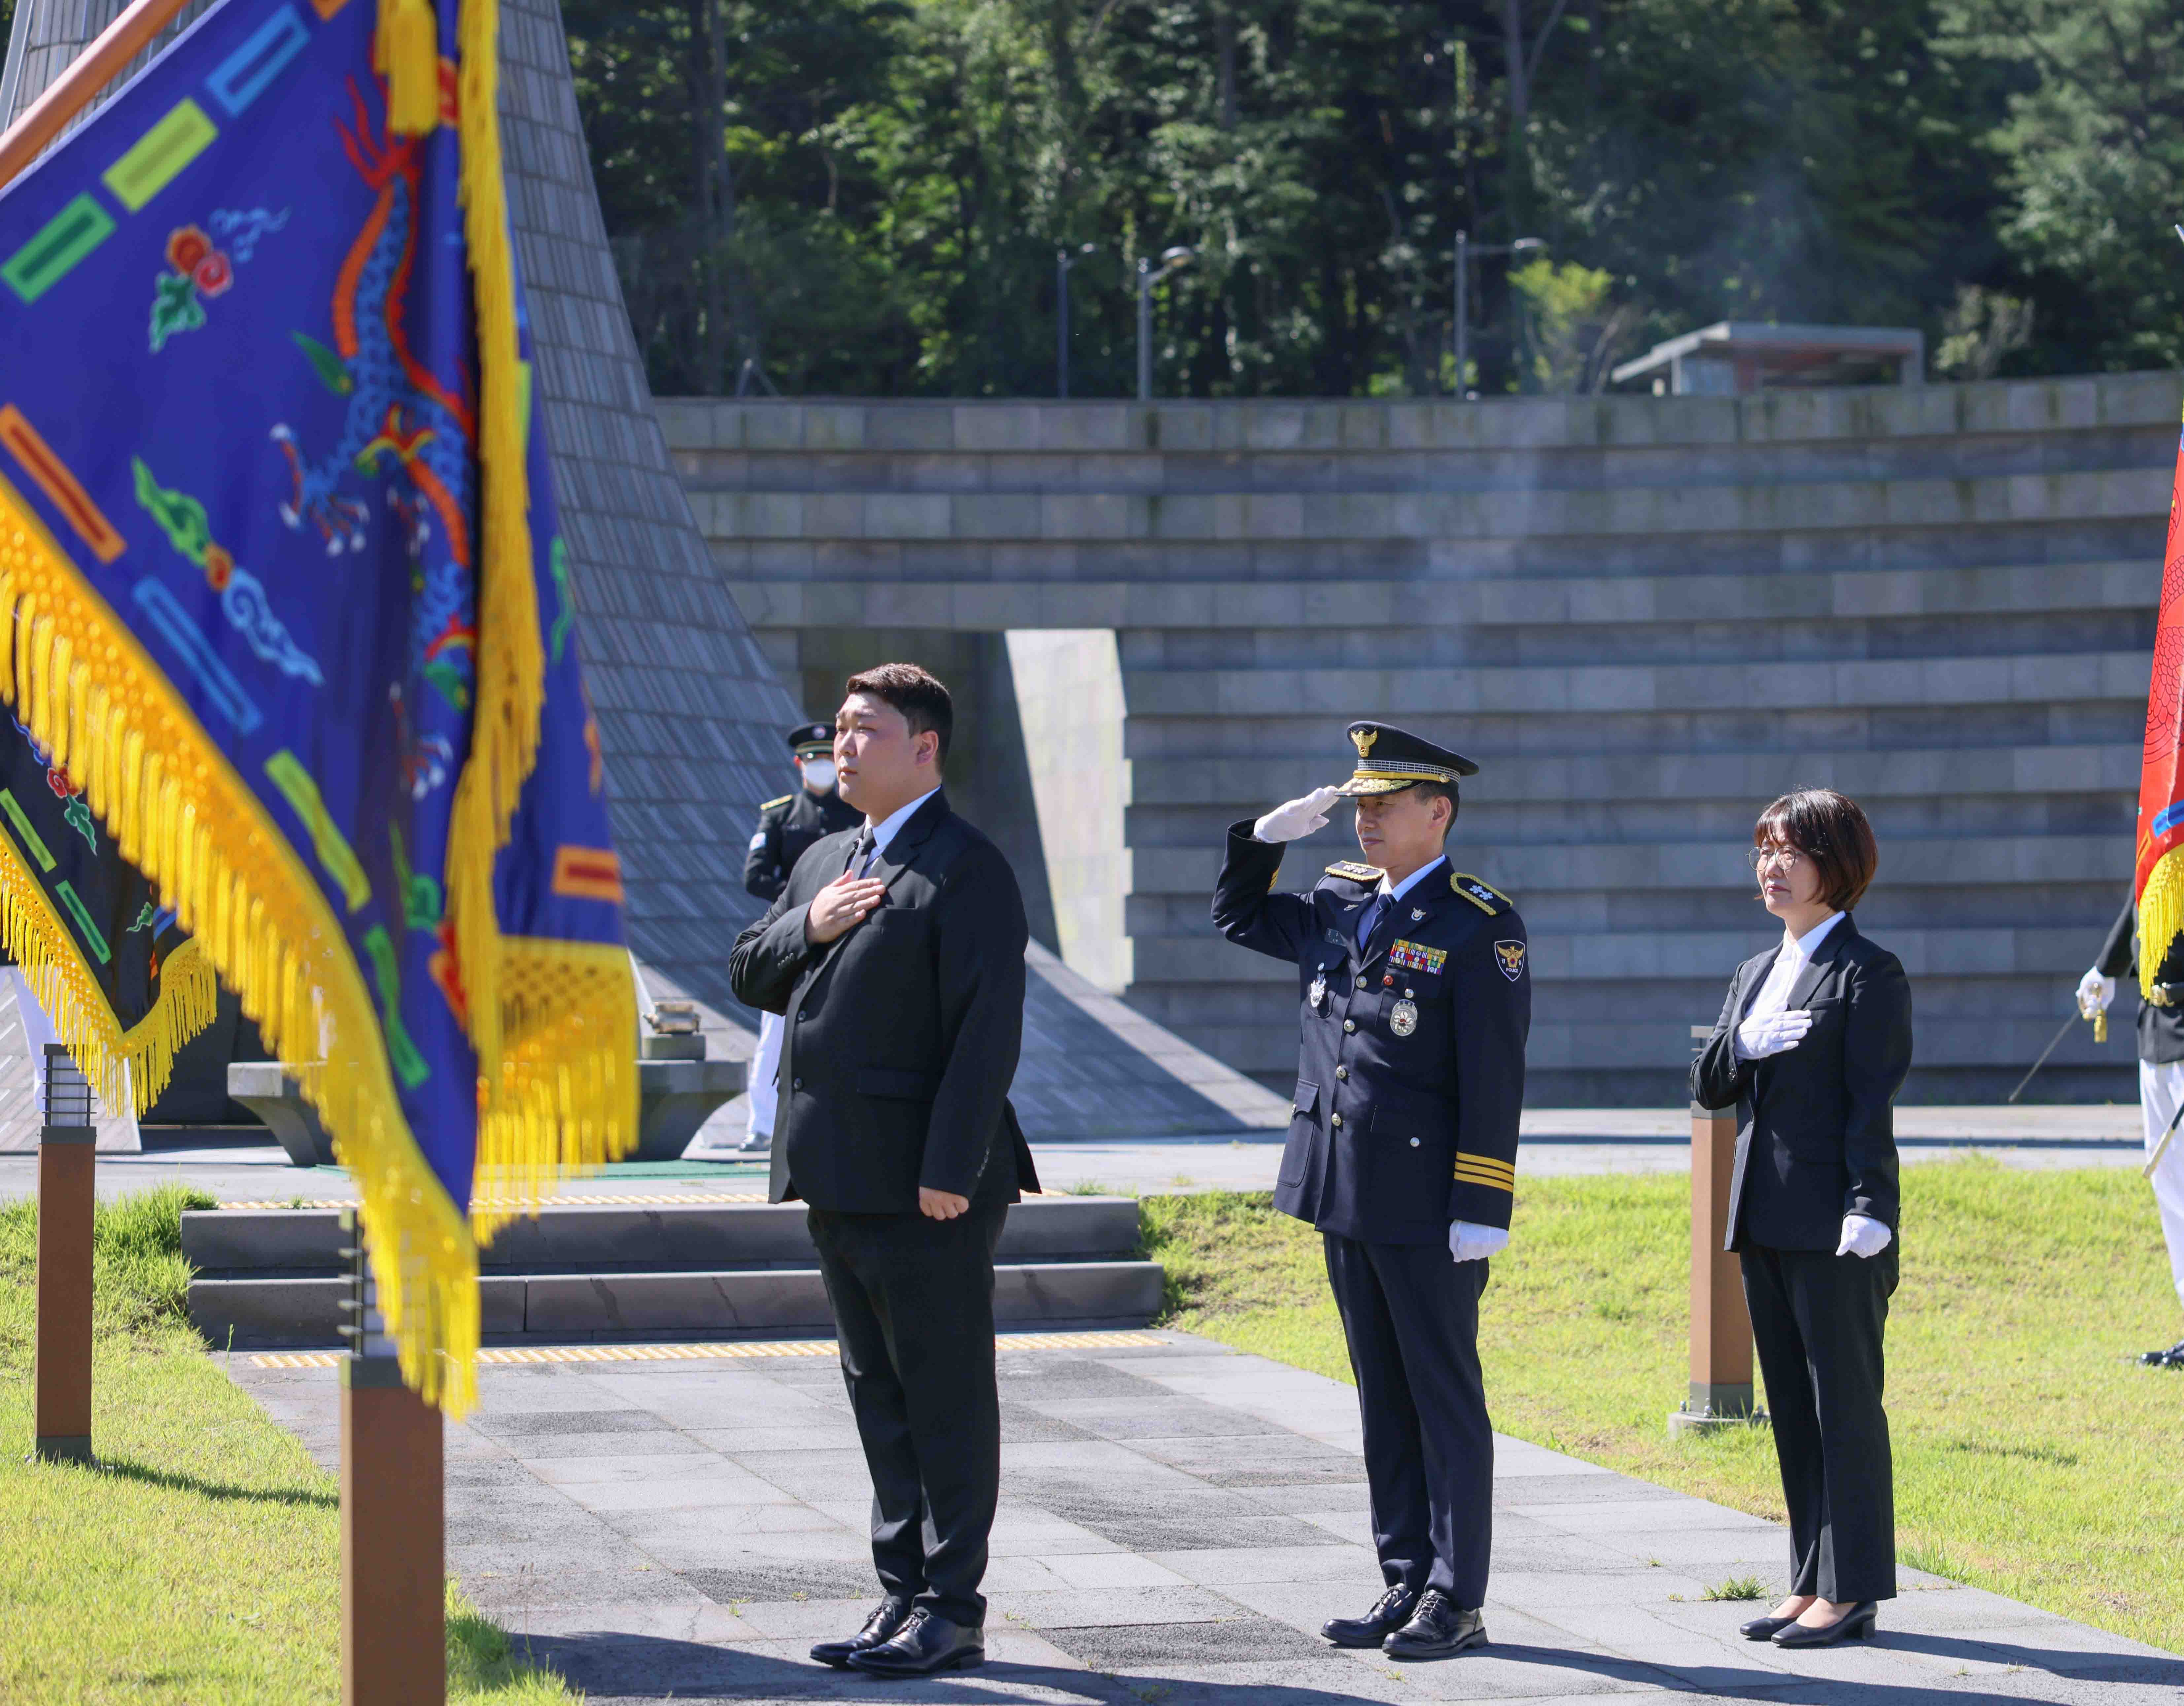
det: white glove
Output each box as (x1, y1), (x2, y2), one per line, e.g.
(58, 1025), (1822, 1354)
(1835, 1213), (1892, 1259)
(1734, 1008), (1812, 1061)
(2077, 967), (2115, 1016)
(1450, 1221), (1509, 1263)
(1253, 785), (1343, 844)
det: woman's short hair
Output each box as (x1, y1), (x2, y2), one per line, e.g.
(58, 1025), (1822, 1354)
(1754, 789), (1878, 912)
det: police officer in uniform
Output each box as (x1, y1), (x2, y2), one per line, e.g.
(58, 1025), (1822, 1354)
(741, 721), (861, 1150)
(2080, 895), (2184, 1367)
(1214, 723), (1528, 1659)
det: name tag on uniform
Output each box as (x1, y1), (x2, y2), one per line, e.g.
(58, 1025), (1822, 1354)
(1389, 939), (1446, 974)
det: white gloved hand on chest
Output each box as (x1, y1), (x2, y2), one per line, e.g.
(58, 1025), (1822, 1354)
(1253, 785), (1343, 844)
(1734, 1008), (1813, 1061)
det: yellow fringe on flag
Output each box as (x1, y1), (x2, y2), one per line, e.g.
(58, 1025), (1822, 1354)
(0, 829), (217, 1113)
(0, 473), (479, 1415)
(453, 0), (638, 1230)
(378, 0), (440, 136)
(2141, 845), (2184, 1002)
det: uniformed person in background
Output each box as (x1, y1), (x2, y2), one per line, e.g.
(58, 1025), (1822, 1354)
(740, 720), (861, 1150)
(1213, 722), (1528, 1659)
(2079, 894), (2184, 1368)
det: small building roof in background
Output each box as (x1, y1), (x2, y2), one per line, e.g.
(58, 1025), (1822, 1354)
(1610, 321), (1925, 395)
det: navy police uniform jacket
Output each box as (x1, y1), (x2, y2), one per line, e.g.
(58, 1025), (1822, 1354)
(744, 786), (861, 904)
(2095, 893), (2184, 1066)
(1213, 822), (1530, 1242)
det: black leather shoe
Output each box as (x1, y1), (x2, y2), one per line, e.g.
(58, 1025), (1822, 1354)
(1772, 1602), (1878, 1647)
(846, 1608), (986, 1676)
(1382, 1589), (1487, 1659)
(1739, 1613), (1800, 1641)
(2137, 1338), (2184, 1368)
(1321, 1585), (1418, 1648)
(810, 1597), (911, 1668)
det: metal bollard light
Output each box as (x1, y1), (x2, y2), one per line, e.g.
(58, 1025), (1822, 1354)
(33, 1044), (96, 1465)
(1670, 1027), (1766, 1438)
(338, 1210), (446, 1706)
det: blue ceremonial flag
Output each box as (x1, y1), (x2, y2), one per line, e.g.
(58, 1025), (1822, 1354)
(0, 0), (635, 1410)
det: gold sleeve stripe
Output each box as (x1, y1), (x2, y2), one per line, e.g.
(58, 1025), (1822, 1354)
(1452, 1169), (1514, 1195)
(1453, 1154), (1516, 1190)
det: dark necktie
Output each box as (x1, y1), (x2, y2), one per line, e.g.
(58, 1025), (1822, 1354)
(849, 829), (876, 877)
(1356, 892), (1389, 953)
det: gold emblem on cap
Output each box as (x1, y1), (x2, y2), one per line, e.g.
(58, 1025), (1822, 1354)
(1352, 728), (1377, 758)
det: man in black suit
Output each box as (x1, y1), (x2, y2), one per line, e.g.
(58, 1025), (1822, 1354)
(729, 662), (1038, 1677)
(1213, 722), (1528, 1659)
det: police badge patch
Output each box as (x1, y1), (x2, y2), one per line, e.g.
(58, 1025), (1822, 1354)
(1495, 940), (1527, 983)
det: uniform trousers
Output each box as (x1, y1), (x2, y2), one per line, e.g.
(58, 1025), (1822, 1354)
(746, 1009), (784, 1138)
(2135, 1060), (2184, 1317)
(808, 1200), (1007, 1627)
(1741, 1243), (1897, 1603)
(1322, 1234), (1493, 1606)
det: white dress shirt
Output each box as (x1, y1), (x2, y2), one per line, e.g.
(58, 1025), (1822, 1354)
(855, 785), (943, 871)
(1737, 910), (1845, 1057)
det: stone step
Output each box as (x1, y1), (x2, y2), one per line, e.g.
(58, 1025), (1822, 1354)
(656, 375), (2183, 457)
(725, 560), (2154, 631)
(190, 1259), (1165, 1348)
(181, 1194), (1144, 1273)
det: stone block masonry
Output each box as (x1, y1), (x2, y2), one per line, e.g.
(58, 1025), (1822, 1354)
(665, 378), (2181, 1104)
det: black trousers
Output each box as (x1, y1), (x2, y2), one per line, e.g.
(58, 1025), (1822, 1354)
(1740, 1242), (1897, 1603)
(808, 1201), (1008, 1626)
(1323, 1233), (1493, 1606)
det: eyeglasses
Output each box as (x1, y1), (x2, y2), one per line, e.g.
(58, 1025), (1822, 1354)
(1747, 845), (1805, 872)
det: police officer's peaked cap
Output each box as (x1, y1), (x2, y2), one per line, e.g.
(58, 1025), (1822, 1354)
(786, 720), (834, 755)
(1334, 721), (1478, 796)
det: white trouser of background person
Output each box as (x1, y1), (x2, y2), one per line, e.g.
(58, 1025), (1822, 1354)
(746, 1008), (784, 1140)
(2135, 1059), (2184, 1319)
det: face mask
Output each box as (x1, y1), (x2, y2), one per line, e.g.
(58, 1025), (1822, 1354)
(801, 757), (837, 791)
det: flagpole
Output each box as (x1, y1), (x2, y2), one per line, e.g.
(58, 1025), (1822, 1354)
(0, 0), (199, 192)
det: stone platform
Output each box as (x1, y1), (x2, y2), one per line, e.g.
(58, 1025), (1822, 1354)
(231, 1329), (2180, 1705)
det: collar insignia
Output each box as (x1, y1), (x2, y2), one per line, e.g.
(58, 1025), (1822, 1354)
(1410, 906), (1427, 921)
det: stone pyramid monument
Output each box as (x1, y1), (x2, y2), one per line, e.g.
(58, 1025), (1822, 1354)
(1, 0), (1287, 1139)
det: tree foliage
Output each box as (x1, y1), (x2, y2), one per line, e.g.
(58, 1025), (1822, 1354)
(560, 0), (2184, 397)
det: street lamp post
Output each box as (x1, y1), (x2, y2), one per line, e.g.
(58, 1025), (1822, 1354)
(1056, 243), (1095, 399)
(1136, 246), (1194, 401)
(1453, 232), (1543, 398)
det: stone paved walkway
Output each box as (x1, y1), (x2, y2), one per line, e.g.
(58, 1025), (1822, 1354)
(232, 1331), (2179, 1706)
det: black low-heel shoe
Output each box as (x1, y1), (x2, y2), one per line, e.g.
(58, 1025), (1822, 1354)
(1772, 1602), (1878, 1647)
(1738, 1613), (1800, 1641)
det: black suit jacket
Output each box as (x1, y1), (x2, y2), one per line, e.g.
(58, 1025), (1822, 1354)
(2094, 893), (2184, 1065)
(727, 790), (1039, 1210)
(1690, 915), (1913, 1252)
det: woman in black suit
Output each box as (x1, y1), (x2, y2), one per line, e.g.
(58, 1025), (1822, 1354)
(1691, 788), (1913, 1648)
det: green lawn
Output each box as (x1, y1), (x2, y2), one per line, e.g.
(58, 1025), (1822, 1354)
(0, 1186), (574, 1705)
(1143, 1160), (2184, 1653)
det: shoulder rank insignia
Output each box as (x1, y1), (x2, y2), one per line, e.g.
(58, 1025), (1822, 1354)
(1324, 859), (1384, 883)
(1450, 871), (1510, 914)
(759, 794), (793, 811)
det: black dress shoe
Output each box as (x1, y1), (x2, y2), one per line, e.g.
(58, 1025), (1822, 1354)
(2137, 1338), (2184, 1368)
(1382, 1589), (1487, 1659)
(1321, 1585), (1418, 1648)
(1772, 1602), (1878, 1647)
(1739, 1613), (1800, 1641)
(846, 1608), (986, 1676)
(810, 1597), (911, 1668)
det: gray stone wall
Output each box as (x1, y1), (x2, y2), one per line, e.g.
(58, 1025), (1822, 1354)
(663, 378), (2180, 1104)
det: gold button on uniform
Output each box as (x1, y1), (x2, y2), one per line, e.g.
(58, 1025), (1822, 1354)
(1332, 1113), (1344, 1128)
(1335, 1066), (1348, 1081)
(1355, 975), (1367, 988)
(1410, 1137), (1421, 1147)
(1343, 1019), (1356, 1033)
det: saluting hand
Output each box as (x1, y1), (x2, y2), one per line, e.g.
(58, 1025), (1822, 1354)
(805, 872), (886, 944)
(1253, 785), (1343, 843)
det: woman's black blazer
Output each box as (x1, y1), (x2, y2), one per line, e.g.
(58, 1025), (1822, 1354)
(1690, 915), (1913, 1253)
